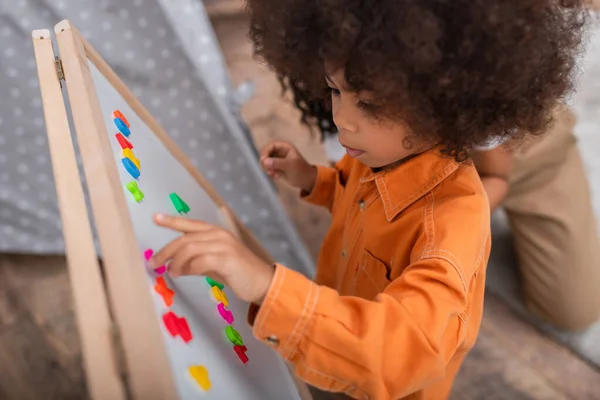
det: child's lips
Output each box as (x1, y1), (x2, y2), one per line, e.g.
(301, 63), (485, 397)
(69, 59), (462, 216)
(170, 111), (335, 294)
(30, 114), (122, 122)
(343, 146), (365, 158)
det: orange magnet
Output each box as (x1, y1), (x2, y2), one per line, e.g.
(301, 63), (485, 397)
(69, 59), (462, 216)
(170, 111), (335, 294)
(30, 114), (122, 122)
(154, 277), (175, 307)
(113, 110), (130, 127)
(188, 365), (211, 391)
(123, 148), (140, 169)
(211, 286), (228, 307)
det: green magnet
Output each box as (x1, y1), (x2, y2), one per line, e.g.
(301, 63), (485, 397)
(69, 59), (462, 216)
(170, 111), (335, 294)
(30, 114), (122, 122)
(206, 277), (224, 290)
(225, 326), (244, 346)
(169, 192), (190, 214)
(126, 181), (144, 203)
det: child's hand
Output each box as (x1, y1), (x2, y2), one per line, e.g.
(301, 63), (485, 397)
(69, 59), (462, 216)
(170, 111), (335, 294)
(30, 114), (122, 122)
(150, 213), (275, 304)
(260, 141), (317, 193)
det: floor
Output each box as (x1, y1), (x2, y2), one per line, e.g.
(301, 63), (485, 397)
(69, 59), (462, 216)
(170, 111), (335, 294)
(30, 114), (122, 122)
(0, 5), (599, 400)
(1, 252), (599, 400)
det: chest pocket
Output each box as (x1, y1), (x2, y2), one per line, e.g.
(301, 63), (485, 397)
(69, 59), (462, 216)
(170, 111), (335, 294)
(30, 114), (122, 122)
(354, 250), (392, 300)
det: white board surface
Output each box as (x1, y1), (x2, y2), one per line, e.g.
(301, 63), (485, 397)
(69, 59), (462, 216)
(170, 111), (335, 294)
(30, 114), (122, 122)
(88, 60), (302, 400)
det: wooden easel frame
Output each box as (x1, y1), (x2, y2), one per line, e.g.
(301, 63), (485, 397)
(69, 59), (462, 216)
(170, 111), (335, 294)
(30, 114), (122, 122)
(32, 19), (311, 400)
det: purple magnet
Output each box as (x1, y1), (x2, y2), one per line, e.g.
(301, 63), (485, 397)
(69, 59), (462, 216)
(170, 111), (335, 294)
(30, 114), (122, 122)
(217, 302), (234, 324)
(155, 265), (166, 275)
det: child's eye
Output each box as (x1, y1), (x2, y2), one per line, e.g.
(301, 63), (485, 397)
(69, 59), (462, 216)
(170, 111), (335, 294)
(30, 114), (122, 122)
(326, 86), (341, 96)
(357, 100), (379, 113)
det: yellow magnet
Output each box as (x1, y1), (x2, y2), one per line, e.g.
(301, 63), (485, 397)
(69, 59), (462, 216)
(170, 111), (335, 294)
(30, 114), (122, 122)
(122, 148), (140, 169)
(188, 365), (211, 391)
(211, 286), (229, 307)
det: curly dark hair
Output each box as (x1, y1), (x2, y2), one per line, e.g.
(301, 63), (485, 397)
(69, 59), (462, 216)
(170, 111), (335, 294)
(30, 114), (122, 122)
(245, 0), (589, 159)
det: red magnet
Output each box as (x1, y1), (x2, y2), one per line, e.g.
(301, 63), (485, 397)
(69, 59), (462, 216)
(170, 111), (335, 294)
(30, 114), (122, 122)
(163, 311), (179, 336)
(113, 110), (131, 127)
(179, 319), (192, 343)
(234, 345), (249, 364)
(115, 133), (133, 149)
(154, 277), (175, 307)
(162, 311), (193, 343)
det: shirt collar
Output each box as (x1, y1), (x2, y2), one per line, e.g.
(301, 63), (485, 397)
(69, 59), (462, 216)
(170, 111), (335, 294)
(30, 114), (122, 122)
(360, 146), (460, 221)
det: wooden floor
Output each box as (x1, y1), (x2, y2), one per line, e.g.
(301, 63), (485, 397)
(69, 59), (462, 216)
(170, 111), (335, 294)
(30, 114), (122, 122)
(1, 253), (599, 400)
(0, 6), (599, 400)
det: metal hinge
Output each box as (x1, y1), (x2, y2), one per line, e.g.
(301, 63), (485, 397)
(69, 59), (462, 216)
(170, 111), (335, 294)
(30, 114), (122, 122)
(54, 56), (65, 86)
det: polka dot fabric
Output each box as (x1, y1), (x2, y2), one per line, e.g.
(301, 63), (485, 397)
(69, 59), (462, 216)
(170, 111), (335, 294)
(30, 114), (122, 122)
(0, 0), (314, 277)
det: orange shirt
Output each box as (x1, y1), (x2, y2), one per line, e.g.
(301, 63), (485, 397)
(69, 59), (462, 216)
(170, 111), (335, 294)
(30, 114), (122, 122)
(248, 146), (491, 399)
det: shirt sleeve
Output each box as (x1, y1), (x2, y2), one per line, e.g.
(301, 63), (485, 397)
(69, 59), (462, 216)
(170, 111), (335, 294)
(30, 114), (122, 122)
(247, 259), (470, 399)
(300, 156), (350, 211)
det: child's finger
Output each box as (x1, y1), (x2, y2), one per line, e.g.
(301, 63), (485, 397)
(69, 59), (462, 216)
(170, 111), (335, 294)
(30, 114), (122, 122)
(167, 243), (203, 277)
(168, 241), (226, 277)
(263, 157), (288, 172)
(151, 231), (231, 268)
(261, 141), (291, 159)
(154, 213), (214, 233)
(151, 232), (201, 268)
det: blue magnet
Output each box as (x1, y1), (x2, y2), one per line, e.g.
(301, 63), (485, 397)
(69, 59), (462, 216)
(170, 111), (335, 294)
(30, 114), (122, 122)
(122, 157), (140, 179)
(114, 118), (131, 137)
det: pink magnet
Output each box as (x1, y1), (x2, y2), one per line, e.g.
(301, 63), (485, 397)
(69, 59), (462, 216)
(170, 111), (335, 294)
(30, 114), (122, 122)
(144, 248), (166, 275)
(217, 303), (234, 324)
(155, 265), (167, 275)
(144, 248), (154, 260)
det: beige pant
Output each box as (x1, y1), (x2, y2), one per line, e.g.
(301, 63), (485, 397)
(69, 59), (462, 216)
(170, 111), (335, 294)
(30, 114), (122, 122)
(503, 108), (600, 330)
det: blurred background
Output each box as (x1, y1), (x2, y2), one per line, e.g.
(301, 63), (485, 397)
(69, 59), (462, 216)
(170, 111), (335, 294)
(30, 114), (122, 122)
(0, 1), (599, 399)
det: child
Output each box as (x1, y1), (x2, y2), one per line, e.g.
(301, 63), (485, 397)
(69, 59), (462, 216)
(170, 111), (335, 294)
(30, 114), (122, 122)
(150, 1), (587, 398)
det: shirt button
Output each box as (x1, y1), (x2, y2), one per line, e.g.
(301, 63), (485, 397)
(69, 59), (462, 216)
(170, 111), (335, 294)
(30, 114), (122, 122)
(359, 200), (365, 210)
(264, 335), (279, 346)
(341, 249), (347, 258)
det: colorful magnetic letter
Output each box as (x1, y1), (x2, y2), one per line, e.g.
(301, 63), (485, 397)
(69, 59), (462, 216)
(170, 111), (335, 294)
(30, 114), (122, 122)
(114, 117), (131, 136)
(122, 158), (140, 179)
(169, 192), (190, 214)
(211, 286), (229, 307)
(188, 366), (211, 391)
(162, 311), (192, 343)
(126, 181), (144, 203)
(178, 319), (192, 343)
(112, 110), (130, 127)
(154, 277), (175, 307)
(234, 345), (249, 364)
(217, 302), (234, 324)
(115, 133), (133, 149)
(143, 248), (167, 274)
(206, 277), (224, 290)
(144, 248), (154, 260)
(225, 326), (243, 346)
(163, 311), (179, 336)
(123, 148), (140, 169)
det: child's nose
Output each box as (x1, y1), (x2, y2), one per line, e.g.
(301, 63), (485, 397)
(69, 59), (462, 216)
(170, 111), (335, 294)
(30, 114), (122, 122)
(332, 97), (358, 134)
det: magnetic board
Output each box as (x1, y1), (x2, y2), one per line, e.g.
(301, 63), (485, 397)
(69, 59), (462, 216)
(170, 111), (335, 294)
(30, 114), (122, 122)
(91, 62), (302, 400)
(32, 19), (310, 400)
